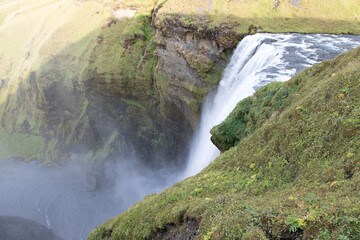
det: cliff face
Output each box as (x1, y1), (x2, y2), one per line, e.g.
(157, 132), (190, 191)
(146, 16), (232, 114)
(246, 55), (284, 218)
(0, 0), (234, 166)
(1, 0), (360, 238)
(151, 1), (244, 128)
(0, 0), (359, 167)
(0, 0), (115, 165)
(89, 44), (360, 240)
(0, 15), (194, 167)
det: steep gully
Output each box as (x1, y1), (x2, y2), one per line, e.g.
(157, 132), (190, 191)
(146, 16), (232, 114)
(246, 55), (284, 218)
(1, 34), (360, 240)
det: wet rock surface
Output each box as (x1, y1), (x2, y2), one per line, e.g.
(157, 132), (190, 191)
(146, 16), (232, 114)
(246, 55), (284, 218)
(153, 14), (235, 127)
(149, 218), (199, 240)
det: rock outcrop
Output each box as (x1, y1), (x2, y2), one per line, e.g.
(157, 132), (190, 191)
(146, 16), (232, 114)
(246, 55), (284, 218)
(152, 9), (240, 128)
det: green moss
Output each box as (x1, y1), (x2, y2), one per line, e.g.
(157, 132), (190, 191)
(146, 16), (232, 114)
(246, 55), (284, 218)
(211, 81), (288, 151)
(89, 46), (360, 240)
(185, 53), (215, 74)
(123, 99), (146, 110)
(94, 131), (119, 161)
(0, 10), (172, 164)
(201, 65), (223, 86)
(0, 128), (46, 160)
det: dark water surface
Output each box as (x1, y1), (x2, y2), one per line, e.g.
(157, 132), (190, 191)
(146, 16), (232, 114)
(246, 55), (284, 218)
(0, 216), (63, 240)
(0, 159), (149, 240)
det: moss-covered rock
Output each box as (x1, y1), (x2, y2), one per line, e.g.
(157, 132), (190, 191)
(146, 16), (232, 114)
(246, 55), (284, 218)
(89, 45), (360, 240)
(0, 0), (226, 166)
(0, 2), (192, 166)
(210, 81), (292, 152)
(1, 0), (360, 168)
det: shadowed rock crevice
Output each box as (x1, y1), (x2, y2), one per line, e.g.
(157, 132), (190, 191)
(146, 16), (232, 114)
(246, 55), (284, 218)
(149, 218), (199, 240)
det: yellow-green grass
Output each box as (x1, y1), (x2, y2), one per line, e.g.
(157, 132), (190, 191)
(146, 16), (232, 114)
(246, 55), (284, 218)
(89, 45), (360, 240)
(0, 12), (168, 165)
(0, 0), (112, 104)
(0, 128), (46, 161)
(115, 0), (158, 14)
(155, 0), (360, 34)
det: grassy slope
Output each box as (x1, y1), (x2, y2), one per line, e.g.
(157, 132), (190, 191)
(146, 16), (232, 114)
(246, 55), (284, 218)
(0, 1), (191, 165)
(0, 0), (110, 95)
(0, 0), (111, 161)
(210, 81), (292, 152)
(0, 0), (359, 164)
(0, 0), (158, 163)
(156, 0), (360, 34)
(89, 46), (360, 239)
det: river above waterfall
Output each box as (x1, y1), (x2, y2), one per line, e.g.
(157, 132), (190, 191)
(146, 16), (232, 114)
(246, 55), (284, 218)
(1, 33), (360, 240)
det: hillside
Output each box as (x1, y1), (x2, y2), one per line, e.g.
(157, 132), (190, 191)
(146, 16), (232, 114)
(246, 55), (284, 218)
(0, 0), (359, 239)
(0, 0), (194, 166)
(155, 0), (360, 38)
(0, 0), (359, 166)
(89, 45), (360, 239)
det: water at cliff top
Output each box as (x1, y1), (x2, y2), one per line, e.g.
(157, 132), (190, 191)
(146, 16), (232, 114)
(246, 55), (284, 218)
(183, 33), (360, 177)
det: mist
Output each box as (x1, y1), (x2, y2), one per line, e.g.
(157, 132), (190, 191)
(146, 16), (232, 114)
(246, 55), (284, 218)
(2, 33), (360, 240)
(0, 156), (180, 240)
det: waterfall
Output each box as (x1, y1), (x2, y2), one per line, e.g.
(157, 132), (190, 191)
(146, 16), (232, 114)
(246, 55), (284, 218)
(1, 33), (360, 240)
(183, 33), (360, 177)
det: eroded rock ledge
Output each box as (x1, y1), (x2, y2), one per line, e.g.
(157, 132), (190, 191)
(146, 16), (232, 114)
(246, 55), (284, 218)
(152, 12), (241, 128)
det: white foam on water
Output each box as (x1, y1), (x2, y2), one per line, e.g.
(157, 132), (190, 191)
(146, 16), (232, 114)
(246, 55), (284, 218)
(183, 33), (360, 177)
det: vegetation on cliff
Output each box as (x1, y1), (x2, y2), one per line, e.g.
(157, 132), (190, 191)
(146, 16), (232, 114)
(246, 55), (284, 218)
(0, 0), (195, 165)
(0, 0), (222, 165)
(89, 45), (360, 239)
(210, 81), (291, 152)
(1, 0), (360, 238)
(0, 0), (113, 164)
(0, 0), (359, 166)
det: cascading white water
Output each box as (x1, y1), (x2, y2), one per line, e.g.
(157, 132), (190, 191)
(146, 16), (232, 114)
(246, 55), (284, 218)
(1, 33), (360, 240)
(183, 33), (360, 177)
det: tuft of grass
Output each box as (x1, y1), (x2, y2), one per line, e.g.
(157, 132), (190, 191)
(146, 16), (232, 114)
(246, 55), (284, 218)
(211, 81), (291, 152)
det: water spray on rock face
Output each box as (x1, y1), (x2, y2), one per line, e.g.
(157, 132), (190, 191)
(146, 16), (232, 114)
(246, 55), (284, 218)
(1, 34), (360, 240)
(183, 33), (360, 177)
